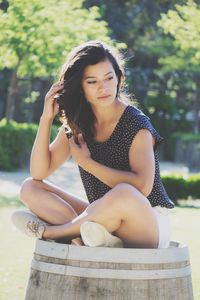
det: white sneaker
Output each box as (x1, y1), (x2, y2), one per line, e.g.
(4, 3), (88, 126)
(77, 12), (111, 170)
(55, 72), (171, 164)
(80, 221), (123, 248)
(11, 209), (46, 239)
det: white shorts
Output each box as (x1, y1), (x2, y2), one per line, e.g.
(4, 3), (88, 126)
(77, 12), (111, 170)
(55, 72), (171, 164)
(152, 206), (171, 248)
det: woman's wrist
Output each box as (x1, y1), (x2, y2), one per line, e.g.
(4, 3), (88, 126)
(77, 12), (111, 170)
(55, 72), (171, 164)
(40, 114), (54, 124)
(80, 157), (94, 173)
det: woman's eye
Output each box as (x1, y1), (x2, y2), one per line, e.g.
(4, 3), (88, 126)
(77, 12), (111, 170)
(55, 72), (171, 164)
(86, 77), (113, 84)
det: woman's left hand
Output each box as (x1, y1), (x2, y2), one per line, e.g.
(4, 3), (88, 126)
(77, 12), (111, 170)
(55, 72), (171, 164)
(68, 133), (91, 167)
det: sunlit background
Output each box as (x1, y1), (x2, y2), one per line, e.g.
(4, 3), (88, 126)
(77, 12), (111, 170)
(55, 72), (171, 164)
(0, 0), (200, 299)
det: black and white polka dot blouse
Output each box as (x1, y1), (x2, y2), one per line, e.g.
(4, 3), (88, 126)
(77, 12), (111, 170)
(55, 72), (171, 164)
(78, 105), (175, 208)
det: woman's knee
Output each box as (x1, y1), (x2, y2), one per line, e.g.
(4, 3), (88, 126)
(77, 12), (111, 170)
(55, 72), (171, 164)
(20, 177), (42, 204)
(113, 183), (137, 194)
(105, 183), (150, 209)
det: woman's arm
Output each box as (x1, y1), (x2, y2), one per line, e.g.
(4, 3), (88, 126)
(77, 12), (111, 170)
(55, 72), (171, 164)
(30, 82), (70, 180)
(30, 122), (70, 180)
(70, 129), (155, 197)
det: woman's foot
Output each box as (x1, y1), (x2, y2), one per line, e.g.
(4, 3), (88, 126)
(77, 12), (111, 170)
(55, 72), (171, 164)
(80, 221), (123, 248)
(11, 209), (46, 239)
(71, 237), (84, 246)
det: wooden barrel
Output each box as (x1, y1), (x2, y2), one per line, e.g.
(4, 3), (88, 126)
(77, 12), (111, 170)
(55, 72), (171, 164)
(25, 240), (193, 300)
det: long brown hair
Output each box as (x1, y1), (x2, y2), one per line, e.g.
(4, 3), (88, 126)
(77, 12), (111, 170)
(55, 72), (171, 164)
(57, 40), (129, 139)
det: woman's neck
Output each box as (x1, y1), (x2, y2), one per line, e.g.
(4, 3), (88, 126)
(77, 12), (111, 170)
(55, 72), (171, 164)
(92, 100), (127, 126)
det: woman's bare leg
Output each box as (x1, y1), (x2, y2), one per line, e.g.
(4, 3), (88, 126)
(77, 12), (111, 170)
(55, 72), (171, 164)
(20, 177), (88, 225)
(42, 183), (159, 248)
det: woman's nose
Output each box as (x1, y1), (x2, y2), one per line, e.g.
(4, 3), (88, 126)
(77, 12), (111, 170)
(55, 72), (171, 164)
(98, 80), (108, 91)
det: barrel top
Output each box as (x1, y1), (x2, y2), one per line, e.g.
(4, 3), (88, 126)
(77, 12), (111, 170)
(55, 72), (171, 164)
(34, 240), (189, 264)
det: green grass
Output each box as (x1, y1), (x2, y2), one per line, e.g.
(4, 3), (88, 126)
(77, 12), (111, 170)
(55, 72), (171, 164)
(170, 206), (200, 300)
(0, 206), (35, 300)
(0, 198), (199, 300)
(0, 195), (22, 208)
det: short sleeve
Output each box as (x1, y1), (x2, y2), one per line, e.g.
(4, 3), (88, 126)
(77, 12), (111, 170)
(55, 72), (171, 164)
(135, 115), (164, 150)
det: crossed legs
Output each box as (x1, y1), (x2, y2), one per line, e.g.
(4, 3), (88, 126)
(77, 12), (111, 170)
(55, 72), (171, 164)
(20, 178), (159, 248)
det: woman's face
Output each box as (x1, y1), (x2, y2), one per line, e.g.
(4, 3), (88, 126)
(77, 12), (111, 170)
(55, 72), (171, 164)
(81, 59), (119, 108)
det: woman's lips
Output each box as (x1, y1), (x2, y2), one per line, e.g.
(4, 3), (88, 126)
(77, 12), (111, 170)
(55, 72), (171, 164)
(97, 95), (110, 99)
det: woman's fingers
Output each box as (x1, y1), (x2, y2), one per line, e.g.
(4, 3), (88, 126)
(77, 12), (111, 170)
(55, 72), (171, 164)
(42, 82), (64, 120)
(47, 82), (64, 99)
(68, 136), (78, 148)
(68, 133), (90, 166)
(77, 133), (85, 145)
(66, 131), (73, 139)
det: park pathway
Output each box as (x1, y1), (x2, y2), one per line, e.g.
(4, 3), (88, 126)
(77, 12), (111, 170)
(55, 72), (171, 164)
(0, 160), (190, 201)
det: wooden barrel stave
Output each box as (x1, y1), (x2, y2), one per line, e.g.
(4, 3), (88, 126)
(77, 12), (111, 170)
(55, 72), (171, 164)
(25, 240), (193, 300)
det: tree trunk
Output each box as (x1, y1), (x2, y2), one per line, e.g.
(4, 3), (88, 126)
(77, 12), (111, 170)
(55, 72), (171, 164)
(193, 79), (200, 134)
(5, 69), (19, 122)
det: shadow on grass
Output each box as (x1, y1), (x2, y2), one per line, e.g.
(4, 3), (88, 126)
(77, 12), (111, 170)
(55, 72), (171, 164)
(0, 195), (23, 207)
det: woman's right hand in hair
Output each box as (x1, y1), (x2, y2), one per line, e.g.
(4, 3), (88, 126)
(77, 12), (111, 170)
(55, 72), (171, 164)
(42, 82), (64, 121)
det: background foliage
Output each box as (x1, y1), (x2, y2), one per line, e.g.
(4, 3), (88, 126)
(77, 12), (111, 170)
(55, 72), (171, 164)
(0, 0), (200, 170)
(0, 0), (124, 121)
(0, 119), (58, 170)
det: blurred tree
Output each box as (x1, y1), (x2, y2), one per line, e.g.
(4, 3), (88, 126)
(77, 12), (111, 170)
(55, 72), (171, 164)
(0, 0), (8, 11)
(157, 0), (200, 133)
(84, 1), (186, 97)
(0, 0), (119, 122)
(83, 1), (191, 160)
(84, 0), (200, 149)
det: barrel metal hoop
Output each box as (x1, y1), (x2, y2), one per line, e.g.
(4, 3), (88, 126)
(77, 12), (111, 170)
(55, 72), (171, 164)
(31, 259), (191, 280)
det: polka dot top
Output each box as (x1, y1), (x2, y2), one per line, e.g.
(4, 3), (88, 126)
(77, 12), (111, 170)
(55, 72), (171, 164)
(78, 105), (175, 208)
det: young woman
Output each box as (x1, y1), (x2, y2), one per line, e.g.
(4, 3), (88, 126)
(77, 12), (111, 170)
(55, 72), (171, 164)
(12, 40), (174, 248)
